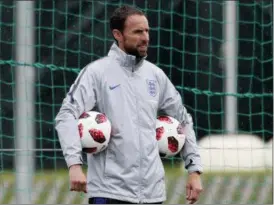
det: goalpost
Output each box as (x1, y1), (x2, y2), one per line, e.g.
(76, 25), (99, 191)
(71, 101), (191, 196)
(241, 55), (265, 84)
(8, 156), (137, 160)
(15, 1), (35, 204)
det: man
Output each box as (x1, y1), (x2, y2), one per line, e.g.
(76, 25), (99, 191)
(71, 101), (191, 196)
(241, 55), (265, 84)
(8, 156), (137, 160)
(55, 5), (203, 204)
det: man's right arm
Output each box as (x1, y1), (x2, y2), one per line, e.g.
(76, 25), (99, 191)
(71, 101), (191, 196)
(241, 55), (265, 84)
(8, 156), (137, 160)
(55, 66), (97, 168)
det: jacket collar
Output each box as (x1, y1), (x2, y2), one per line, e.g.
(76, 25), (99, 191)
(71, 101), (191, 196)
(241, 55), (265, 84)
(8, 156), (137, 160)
(108, 42), (146, 71)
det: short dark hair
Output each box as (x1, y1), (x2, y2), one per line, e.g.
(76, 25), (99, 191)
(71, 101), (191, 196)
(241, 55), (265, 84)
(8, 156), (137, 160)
(110, 5), (145, 32)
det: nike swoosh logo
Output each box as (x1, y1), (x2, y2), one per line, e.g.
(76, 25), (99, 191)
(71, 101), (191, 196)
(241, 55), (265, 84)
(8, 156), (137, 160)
(109, 84), (120, 90)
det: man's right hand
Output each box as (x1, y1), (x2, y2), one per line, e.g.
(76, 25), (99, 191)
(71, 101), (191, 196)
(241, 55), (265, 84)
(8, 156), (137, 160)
(69, 164), (87, 193)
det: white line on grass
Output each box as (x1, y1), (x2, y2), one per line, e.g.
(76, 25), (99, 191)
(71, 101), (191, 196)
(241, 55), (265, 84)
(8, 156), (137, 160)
(256, 176), (272, 204)
(238, 177), (256, 204)
(203, 176), (223, 204)
(31, 180), (45, 203)
(63, 189), (79, 204)
(80, 194), (89, 204)
(221, 176), (240, 204)
(165, 174), (179, 204)
(45, 178), (66, 204)
(168, 175), (186, 204)
(0, 180), (11, 204)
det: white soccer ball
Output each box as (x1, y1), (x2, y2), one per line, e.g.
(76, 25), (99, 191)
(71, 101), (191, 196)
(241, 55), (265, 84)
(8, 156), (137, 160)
(78, 111), (111, 154)
(156, 115), (186, 157)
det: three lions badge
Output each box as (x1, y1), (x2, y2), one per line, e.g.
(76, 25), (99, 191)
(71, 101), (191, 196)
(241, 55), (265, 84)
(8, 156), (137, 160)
(146, 79), (157, 97)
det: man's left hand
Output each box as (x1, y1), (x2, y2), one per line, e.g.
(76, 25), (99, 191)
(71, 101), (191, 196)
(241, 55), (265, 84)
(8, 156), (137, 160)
(186, 172), (203, 204)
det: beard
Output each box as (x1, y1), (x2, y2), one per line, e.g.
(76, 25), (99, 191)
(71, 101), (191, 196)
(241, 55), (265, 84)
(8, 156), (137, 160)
(124, 43), (148, 58)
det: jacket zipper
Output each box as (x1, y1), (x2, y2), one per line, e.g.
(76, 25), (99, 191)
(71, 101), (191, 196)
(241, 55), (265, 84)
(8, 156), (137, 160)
(137, 96), (142, 202)
(132, 65), (142, 203)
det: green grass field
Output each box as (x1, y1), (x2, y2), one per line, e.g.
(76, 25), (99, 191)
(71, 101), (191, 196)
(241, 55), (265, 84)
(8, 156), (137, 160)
(0, 163), (272, 204)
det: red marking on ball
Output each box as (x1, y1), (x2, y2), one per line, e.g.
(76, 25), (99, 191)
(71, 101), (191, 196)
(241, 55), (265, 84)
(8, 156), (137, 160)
(156, 126), (164, 141)
(158, 116), (172, 124)
(78, 123), (84, 138)
(95, 114), (107, 124)
(168, 136), (179, 153)
(79, 112), (90, 119)
(89, 129), (106, 143)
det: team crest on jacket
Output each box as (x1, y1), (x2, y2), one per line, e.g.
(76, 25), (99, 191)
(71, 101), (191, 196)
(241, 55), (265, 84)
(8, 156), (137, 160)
(146, 79), (157, 97)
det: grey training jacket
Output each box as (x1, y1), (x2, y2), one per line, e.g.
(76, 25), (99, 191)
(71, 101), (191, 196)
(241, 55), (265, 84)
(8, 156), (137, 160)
(55, 43), (203, 203)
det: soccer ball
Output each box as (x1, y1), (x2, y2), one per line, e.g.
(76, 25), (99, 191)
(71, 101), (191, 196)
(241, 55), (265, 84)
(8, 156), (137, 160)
(78, 111), (111, 154)
(156, 115), (186, 157)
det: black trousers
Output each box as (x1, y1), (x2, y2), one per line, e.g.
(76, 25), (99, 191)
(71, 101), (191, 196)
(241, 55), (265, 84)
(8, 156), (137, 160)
(89, 197), (163, 204)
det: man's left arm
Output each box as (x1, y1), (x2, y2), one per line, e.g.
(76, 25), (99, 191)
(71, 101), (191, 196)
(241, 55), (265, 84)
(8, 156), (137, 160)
(157, 69), (203, 203)
(157, 69), (202, 174)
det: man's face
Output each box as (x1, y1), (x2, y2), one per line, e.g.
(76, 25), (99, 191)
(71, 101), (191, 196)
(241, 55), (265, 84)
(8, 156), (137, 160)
(120, 15), (150, 57)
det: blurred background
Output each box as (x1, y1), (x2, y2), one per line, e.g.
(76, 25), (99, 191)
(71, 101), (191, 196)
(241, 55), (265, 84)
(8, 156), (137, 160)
(0, 0), (273, 204)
